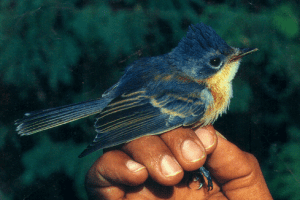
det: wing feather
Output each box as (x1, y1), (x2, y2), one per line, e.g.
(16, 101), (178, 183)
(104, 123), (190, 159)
(79, 88), (210, 157)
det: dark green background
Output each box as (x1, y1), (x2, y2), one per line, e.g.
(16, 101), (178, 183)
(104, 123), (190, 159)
(1, 0), (300, 199)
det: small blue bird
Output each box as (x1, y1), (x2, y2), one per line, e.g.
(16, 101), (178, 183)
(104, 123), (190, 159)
(16, 23), (257, 190)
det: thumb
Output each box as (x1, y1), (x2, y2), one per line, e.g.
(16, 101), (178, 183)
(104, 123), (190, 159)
(206, 131), (273, 200)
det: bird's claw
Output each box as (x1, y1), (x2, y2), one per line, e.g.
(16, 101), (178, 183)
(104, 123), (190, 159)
(188, 166), (213, 191)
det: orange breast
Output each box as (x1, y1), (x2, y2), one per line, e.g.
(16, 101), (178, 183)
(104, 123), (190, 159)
(196, 60), (240, 126)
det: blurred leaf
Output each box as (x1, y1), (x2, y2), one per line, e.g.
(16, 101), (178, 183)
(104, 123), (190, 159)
(20, 135), (99, 199)
(268, 142), (300, 200)
(272, 4), (299, 39)
(0, 124), (9, 148)
(0, 190), (12, 200)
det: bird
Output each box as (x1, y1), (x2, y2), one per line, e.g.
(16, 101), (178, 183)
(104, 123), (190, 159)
(15, 23), (257, 190)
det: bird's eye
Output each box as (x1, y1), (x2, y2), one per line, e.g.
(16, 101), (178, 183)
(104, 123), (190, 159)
(209, 57), (222, 68)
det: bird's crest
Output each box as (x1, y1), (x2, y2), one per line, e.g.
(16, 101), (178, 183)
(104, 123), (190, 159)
(174, 23), (233, 57)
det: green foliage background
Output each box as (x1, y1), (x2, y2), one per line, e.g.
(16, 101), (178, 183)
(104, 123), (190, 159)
(0, 0), (300, 199)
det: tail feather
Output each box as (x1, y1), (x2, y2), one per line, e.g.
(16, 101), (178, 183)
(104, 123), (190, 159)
(15, 98), (111, 136)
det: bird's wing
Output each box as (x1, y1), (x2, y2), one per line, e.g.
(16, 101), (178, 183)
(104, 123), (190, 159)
(79, 84), (212, 157)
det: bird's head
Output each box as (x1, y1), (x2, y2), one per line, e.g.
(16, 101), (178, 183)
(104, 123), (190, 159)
(170, 23), (258, 81)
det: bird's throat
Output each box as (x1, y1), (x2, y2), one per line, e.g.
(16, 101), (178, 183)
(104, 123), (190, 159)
(197, 61), (240, 126)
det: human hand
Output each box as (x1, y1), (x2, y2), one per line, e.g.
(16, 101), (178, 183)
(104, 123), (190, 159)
(85, 126), (273, 200)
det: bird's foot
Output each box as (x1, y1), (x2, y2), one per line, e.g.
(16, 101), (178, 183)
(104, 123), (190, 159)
(188, 166), (213, 191)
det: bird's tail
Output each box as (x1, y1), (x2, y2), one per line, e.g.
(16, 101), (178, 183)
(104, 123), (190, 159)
(15, 98), (111, 136)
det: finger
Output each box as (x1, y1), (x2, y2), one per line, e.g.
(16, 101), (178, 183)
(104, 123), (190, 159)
(85, 150), (148, 200)
(161, 126), (219, 192)
(207, 131), (273, 199)
(122, 135), (184, 186)
(160, 127), (207, 171)
(194, 125), (218, 154)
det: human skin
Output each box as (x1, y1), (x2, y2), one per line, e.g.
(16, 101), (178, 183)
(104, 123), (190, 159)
(85, 126), (273, 200)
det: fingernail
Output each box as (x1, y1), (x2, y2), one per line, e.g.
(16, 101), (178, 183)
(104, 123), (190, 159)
(181, 140), (204, 162)
(195, 129), (216, 150)
(126, 160), (145, 172)
(161, 155), (182, 177)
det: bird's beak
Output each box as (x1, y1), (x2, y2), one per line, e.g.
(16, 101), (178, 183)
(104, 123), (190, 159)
(230, 48), (258, 62)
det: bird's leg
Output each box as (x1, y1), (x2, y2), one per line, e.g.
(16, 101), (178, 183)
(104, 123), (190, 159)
(188, 166), (213, 190)
(199, 166), (213, 190)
